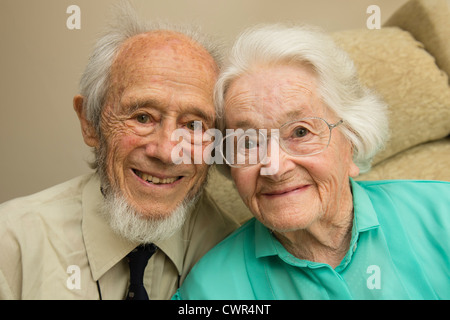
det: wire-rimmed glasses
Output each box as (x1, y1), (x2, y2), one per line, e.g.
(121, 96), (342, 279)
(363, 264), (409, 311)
(220, 117), (344, 168)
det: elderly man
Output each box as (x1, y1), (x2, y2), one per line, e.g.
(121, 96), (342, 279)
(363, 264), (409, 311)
(174, 24), (450, 300)
(0, 6), (239, 299)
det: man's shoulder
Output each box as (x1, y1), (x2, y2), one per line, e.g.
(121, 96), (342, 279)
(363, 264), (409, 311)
(0, 174), (93, 225)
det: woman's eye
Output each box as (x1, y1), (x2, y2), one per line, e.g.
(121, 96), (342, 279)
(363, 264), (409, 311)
(136, 114), (150, 124)
(244, 139), (257, 149)
(237, 136), (258, 151)
(294, 127), (309, 137)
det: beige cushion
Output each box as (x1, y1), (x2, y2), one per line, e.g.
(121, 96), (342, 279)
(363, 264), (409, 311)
(357, 137), (450, 181)
(331, 28), (450, 166)
(384, 0), (450, 81)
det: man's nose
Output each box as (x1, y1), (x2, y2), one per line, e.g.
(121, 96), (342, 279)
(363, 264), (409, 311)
(144, 123), (179, 164)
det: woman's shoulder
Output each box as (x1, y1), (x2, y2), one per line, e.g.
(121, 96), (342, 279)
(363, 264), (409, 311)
(175, 218), (258, 299)
(354, 179), (450, 241)
(354, 179), (450, 204)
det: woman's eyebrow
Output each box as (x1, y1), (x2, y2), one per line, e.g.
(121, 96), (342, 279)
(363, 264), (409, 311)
(232, 119), (256, 130)
(231, 109), (310, 130)
(284, 110), (309, 120)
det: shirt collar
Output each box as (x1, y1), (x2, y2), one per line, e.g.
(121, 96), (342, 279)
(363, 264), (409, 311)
(254, 178), (380, 260)
(254, 218), (277, 258)
(81, 173), (188, 280)
(350, 177), (380, 232)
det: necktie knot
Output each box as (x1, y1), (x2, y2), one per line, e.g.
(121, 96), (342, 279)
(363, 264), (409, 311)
(126, 244), (157, 300)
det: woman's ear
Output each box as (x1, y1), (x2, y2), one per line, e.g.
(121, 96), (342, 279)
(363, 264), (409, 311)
(349, 160), (360, 178)
(348, 144), (360, 178)
(73, 95), (99, 148)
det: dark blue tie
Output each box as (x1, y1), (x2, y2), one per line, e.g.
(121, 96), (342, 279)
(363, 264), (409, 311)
(126, 244), (157, 300)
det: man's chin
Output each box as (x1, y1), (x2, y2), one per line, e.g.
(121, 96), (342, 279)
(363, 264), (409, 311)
(101, 191), (200, 244)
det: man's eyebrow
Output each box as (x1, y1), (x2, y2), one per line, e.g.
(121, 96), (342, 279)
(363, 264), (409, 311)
(187, 107), (215, 125)
(121, 98), (160, 112)
(120, 99), (215, 124)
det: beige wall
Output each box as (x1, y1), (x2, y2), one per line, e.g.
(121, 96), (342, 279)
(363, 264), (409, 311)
(0, 0), (408, 203)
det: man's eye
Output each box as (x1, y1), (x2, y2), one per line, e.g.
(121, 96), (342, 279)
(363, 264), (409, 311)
(136, 114), (150, 124)
(186, 121), (203, 131)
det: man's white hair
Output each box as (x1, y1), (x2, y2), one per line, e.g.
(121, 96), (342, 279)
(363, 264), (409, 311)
(215, 24), (389, 173)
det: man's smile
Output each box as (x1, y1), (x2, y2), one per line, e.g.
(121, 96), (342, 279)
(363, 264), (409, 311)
(132, 169), (183, 186)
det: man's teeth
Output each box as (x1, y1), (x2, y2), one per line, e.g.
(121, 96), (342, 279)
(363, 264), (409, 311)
(136, 171), (179, 184)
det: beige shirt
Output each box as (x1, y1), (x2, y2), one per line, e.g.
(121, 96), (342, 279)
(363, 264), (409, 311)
(0, 173), (240, 299)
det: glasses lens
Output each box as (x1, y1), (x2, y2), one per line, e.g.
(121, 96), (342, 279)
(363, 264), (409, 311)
(280, 118), (330, 156)
(221, 130), (267, 167)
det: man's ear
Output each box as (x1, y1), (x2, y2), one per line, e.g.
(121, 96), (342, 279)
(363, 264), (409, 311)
(73, 95), (99, 148)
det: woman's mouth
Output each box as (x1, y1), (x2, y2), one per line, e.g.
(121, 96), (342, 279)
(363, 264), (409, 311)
(262, 185), (310, 197)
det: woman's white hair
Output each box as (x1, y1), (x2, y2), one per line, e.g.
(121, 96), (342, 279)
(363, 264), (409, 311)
(215, 24), (389, 173)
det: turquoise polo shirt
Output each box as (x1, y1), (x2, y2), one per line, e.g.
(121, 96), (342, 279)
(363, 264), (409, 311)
(173, 179), (449, 299)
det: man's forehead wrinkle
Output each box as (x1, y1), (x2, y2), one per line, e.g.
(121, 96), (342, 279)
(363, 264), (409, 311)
(105, 30), (218, 111)
(117, 30), (198, 55)
(114, 30), (216, 70)
(117, 67), (212, 89)
(110, 29), (214, 77)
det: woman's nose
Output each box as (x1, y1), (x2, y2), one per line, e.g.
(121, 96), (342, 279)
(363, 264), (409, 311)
(260, 135), (296, 178)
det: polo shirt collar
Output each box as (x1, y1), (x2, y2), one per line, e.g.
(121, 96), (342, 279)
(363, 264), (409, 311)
(81, 173), (186, 281)
(254, 178), (380, 261)
(350, 178), (380, 232)
(254, 219), (277, 258)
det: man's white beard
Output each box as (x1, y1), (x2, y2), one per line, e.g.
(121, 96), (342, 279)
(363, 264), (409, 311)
(101, 191), (200, 244)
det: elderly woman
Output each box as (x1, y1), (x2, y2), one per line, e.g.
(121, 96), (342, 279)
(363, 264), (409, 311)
(173, 24), (450, 299)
